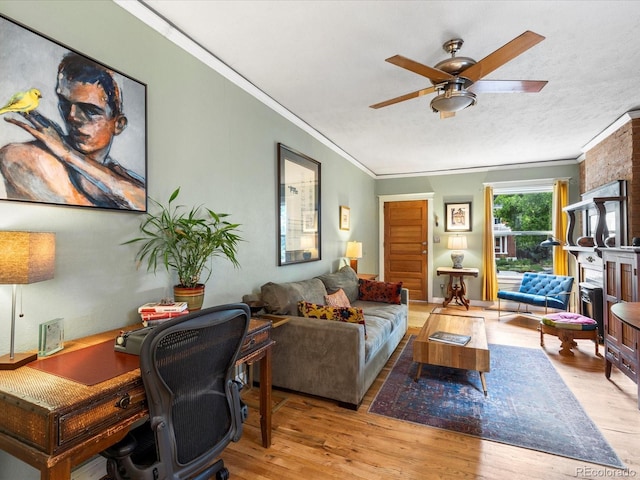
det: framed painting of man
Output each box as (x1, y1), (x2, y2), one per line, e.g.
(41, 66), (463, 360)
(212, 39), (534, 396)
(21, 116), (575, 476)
(0, 14), (147, 212)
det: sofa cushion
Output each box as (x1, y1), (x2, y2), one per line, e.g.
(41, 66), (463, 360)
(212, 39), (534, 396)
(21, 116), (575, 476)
(298, 301), (366, 332)
(497, 273), (574, 311)
(498, 290), (569, 310)
(261, 278), (327, 315)
(316, 266), (360, 303)
(358, 279), (403, 304)
(325, 288), (351, 307)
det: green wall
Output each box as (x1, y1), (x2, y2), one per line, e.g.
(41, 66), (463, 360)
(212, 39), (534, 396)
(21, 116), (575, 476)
(0, 1), (579, 477)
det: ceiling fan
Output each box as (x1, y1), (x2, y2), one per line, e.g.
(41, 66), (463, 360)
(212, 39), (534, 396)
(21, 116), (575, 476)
(370, 31), (547, 118)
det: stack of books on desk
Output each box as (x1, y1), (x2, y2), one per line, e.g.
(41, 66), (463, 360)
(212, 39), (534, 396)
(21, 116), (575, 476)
(138, 302), (189, 326)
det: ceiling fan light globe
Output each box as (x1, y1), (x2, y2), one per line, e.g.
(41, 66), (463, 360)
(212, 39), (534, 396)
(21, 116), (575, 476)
(430, 90), (476, 113)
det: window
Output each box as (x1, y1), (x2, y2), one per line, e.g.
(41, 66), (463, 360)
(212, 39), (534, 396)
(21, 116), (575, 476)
(492, 184), (554, 277)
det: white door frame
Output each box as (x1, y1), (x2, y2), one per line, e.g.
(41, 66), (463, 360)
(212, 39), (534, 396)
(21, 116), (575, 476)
(378, 192), (435, 303)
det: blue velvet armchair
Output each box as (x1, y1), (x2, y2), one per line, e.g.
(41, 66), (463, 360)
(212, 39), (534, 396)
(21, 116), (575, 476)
(497, 272), (575, 318)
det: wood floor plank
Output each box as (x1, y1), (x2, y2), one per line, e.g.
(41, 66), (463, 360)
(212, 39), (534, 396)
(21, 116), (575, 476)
(225, 302), (639, 479)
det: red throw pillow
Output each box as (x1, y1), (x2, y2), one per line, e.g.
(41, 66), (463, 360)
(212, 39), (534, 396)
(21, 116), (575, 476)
(358, 279), (403, 304)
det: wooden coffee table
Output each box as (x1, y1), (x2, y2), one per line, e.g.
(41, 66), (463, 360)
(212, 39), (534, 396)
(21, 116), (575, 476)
(413, 313), (490, 395)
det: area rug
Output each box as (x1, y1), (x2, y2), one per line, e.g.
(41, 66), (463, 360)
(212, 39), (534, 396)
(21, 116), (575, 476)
(369, 336), (625, 469)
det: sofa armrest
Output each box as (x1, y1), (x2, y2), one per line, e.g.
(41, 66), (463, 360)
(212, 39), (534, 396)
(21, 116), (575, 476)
(401, 288), (409, 305)
(270, 316), (365, 406)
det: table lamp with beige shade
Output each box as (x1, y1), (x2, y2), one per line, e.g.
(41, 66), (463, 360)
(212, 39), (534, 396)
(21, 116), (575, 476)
(448, 235), (467, 269)
(345, 241), (362, 273)
(0, 231), (55, 370)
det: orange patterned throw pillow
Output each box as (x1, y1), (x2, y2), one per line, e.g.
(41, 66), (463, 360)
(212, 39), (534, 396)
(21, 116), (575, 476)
(358, 279), (403, 304)
(298, 301), (366, 334)
(325, 288), (351, 308)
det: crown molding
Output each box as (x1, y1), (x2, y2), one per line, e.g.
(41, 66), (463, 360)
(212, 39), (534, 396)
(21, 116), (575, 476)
(581, 110), (640, 154)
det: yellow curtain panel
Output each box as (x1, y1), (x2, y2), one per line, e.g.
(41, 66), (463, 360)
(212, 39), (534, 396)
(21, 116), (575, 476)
(553, 180), (569, 276)
(482, 186), (498, 300)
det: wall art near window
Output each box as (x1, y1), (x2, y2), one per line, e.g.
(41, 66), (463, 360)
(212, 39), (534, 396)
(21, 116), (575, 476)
(339, 205), (350, 231)
(445, 202), (472, 232)
(278, 143), (321, 265)
(0, 14), (147, 212)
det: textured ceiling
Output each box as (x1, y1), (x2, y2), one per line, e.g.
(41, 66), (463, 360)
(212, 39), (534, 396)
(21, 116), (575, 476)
(132, 0), (640, 177)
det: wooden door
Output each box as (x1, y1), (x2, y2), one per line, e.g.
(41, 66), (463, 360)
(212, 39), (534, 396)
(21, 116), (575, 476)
(383, 200), (428, 300)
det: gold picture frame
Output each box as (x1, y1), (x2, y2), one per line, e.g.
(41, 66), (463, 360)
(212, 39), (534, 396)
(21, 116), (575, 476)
(339, 205), (350, 231)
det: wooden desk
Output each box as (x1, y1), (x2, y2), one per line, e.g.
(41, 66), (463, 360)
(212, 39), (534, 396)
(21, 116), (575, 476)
(437, 267), (479, 310)
(0, 319), (273, 480)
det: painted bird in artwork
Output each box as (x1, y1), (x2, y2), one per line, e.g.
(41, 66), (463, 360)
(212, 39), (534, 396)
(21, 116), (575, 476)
(0, 88), (42, 115)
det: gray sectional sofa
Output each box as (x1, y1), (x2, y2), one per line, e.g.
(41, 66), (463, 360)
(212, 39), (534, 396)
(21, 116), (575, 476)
(254, 266), (408, 409)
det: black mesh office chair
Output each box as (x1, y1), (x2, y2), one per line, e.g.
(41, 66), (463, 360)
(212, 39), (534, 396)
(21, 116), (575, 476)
(101, 303), (250, 480)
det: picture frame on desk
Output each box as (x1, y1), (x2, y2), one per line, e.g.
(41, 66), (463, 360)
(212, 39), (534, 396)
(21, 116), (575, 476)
(38, 318), (64, 356)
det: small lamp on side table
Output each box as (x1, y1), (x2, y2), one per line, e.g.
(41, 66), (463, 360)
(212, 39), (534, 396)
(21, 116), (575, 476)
(0, 231), (56, 370)
(448, 235), (467, 269)
(345, 241), (363, 273)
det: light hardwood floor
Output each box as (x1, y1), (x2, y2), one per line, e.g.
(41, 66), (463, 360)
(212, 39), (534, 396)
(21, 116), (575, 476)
(227, 302), (639, 479)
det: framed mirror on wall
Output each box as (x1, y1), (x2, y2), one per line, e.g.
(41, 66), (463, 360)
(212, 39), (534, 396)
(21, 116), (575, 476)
(277, 143), (321, 265)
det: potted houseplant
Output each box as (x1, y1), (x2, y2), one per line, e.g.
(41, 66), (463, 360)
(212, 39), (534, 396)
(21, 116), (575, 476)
(125, 187), (242, 311)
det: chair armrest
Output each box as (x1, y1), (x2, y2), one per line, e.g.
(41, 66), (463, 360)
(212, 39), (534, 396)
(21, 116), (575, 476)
(101, 433), (138, 459)
(230, 379), (245, 442)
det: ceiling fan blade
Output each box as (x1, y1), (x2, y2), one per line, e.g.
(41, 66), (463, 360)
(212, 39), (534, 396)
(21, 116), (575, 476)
(461, 31), (545, 82)
(440, 111), (456, 119)
(386, 55), (454, 83)
(369, 86), (436, 109)
(469, 79), (548, 93)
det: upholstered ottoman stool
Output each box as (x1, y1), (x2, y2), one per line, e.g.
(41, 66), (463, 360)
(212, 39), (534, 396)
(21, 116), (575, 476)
(539, 312), (599, 357)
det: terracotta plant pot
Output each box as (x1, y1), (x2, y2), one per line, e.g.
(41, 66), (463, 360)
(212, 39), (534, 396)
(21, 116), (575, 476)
(173, 284), (205, 311)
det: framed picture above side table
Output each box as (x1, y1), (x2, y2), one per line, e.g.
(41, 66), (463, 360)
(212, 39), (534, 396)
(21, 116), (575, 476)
(445, 202), (472, 232)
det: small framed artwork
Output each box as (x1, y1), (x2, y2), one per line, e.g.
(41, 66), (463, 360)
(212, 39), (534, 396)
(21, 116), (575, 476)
(38, 318), (64, 356)
(339, 206), (350, 231)
(445, 202), (472, 232)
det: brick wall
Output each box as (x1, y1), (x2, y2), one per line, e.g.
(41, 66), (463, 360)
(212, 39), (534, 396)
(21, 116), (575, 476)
(581, 118), (640, 242)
